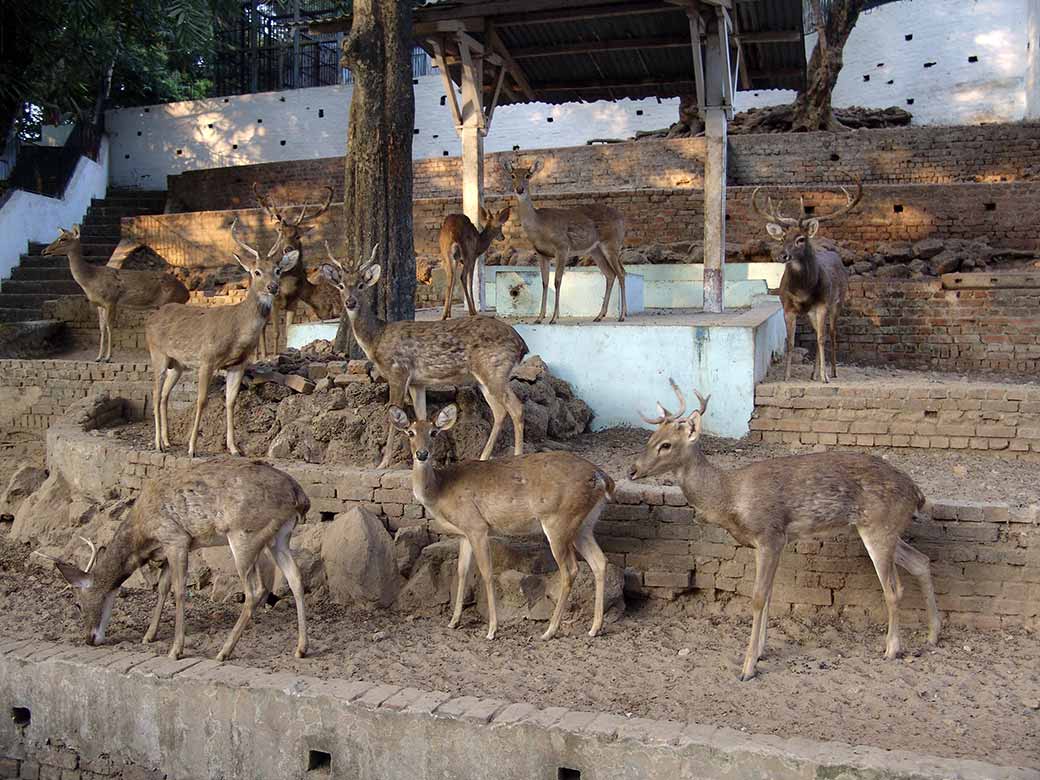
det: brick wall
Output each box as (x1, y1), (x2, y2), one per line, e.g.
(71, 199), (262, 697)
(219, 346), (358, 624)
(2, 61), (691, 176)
(794, 280), (1040, 373)
(0, 746), (158, 780)
(750, 380), (1040, 456)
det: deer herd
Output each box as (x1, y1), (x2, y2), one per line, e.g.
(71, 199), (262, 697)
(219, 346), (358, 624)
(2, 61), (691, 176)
(40, 161), (944, 682)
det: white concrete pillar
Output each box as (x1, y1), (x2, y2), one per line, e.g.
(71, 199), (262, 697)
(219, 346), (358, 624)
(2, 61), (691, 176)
(458, 37), (487, 311)
(703, 109), (727, 313)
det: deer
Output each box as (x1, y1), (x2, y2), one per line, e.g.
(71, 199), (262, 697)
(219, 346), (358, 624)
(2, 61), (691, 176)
(40, 458), (309, 661)
(750, 178), (862, 383)
(437, 207), (512, 319)
(253, 183), (334, 358)
(318, 243), (528, 468)
(628, 380), (942, 681)
(501, 157), (627, 323)
(42, 225), (189, 363)
(145, 219), (299, 458)
(390, 403), (614, 640)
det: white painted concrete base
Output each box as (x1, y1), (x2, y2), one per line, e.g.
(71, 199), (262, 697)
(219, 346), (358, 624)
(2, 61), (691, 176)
(494, 268), (644, 319)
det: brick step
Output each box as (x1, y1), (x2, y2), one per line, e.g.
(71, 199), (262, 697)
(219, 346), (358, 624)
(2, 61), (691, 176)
(1, 279), (83, 295)
(88, 205), (163, 218)
(9, 266), (75, 282)
(0, 292), (62, 309)
(0, 307), (40, 323)
(80, 215), (122, 227)
(19, 255), (108, 268)
(91, 195), (165, 206)
(79, 227), (122, 241)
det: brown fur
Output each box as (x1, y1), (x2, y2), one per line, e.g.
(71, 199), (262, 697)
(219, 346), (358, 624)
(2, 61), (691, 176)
(437, 207), (511, 319)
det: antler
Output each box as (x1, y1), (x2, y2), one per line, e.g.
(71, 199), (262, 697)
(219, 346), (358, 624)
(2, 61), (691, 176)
(750, 187), (800, 226)
(229, 218), (260, 261)
(292, 187), (334, 226)
(253, 182), (281, 222)
(637, 378), (687, 425)
(812, 175), (863, 224)
(323, 240), (345, 270)
(690, 390), (711, 419)
(80, 536), (98, 573)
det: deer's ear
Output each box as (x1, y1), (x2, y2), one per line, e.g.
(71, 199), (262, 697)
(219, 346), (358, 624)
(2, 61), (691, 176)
(71, 224), (81, 238)
(277, 250), (300, 274)
(529, 159), (543, 176)
(318, 263), (341, 286)
(388, 405), (411, 431)
(434, 404), (458, 431)
(55, 561), (92, 590)
(496, 206), (512, 224)
(360, 263), (381, 288)
(804, 219), (820, 239)
(687, 412), (704, 440)
(765, 223), (784, 241)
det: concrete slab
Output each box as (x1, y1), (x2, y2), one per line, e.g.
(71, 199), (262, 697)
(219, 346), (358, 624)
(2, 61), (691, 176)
(494, 268), (644, 319)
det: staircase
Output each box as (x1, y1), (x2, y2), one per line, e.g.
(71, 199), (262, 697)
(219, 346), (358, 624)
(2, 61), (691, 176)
(0, 189), (166, 323)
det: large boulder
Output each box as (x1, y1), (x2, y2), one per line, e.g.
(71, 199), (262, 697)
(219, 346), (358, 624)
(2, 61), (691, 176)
(0, 465), (47, 519)
(11, 473), (73, 543)
(394, 539), (472, 614)
(322, 507), (401, 607)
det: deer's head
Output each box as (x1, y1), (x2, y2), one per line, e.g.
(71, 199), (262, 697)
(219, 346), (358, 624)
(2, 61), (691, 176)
(388, 404), (457, 466)
(230, 219), (299, 307)
(751, 178), (862, 272)
(317, 243), (381, 318)
(501, 157), (542, 196)
(39, 537), (116, 645)
(42, 225), (80, 256)
(629, 380), (710, 480)
(479, 206), (512, 242)
(254, 182), (333, 255)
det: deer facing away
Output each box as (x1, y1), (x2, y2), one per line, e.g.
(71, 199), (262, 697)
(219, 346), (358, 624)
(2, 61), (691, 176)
(629, 380), (941, 681)
(43, 226), (189, 362)
(437, 207), (511, 319)
(253, 183), (334, 358)
(319, 243), (528, 468)
(390, 403), (614, 640)
(502, 157), (627, 323)
(45, 458), (309, 661)
(751, 178), (862, 382)
(146, 220), (298, 457)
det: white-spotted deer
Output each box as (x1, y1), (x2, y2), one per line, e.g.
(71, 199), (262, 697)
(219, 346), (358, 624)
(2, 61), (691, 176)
(437, 207), (511, 319)
(629, 380), (941, 681)
(43, 226), (189, 362)
(253, 183), (334, 358)
(390, 404), (614, 640)
(318, 244), (528, 468)
(502, 157), (627, 323)
(146, 220), (299, 457)
(751, 178), (862, 382)
(43, 458), (309, 661)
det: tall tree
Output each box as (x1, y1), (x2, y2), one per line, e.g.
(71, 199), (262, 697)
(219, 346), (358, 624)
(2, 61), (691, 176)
(335, 0), (416, 352)
(791, 0), (865, 131)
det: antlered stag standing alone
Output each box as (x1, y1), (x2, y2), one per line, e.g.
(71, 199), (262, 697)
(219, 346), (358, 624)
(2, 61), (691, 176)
(751, 178), (862, 382)
(629, 380), (941, 681)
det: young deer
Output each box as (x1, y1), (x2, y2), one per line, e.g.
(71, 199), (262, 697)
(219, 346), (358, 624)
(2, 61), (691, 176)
(253, 183), (334, 358)
(43, 226), (189, 362)
(319, 244), (528, 468)
(502, 157), (627, 323)
(629, 380), (941, 681)
(390, 404), (614, 640)
(44, 458), (309, 661)
(751, 179), (862, 382)
(437, 207), (511, 319)
(146, 220), (299, 457)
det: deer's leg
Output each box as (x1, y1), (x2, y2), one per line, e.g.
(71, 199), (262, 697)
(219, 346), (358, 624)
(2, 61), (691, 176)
(535, 254), (550, 324)
(224, 363), (246, 456)
(462, 259), (478, 316)
(543, 530), (578, 640)
(187, 362), (215, 458)
(740, 540), (783, 681)
(573, 516), (608, 638)
(104, 305), (115, 361)
(158, 363), (183, 449)
(810, 305), (828, 384)
(503, 382), (524, 456)
(142, 561), (171, 644)
(379, 381), (405, 469)
(270, 304), (282, 356)
(95, 306), (106, 362)
(476, 379), (507, 461)
(828, 308), (839, 379)
(858, 530), (903, 660)
(895, 538), (942, 646)
(441, 257), (456, 320)
(217, 535), (264, 662)
(408, 384), (427, 422)
(151, 355), (167, 452)
(448, 536), (473, 629)
(470, 531), (498, 640)
(783, 308), (798, 381)
(593, 258), (616, 323)
(271, 522), (308, 658)
(167, 545), (189, 660)
(549, 252), (567, 324)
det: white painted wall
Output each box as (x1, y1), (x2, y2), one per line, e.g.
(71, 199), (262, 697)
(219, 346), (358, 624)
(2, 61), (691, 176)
(0, 138), (109, 285)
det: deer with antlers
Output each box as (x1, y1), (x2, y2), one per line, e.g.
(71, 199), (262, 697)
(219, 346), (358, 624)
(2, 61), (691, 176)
(502, 157), (627, 323)
(438, 207), (511, 320)
(750, 178), (862, 383)
(318, 243), (528, 468)
(253, 183), (334, 357)
(629, 380), (942, 681)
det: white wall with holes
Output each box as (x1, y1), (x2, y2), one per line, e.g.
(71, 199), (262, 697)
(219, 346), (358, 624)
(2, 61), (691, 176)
(104, 0), (1033, 190)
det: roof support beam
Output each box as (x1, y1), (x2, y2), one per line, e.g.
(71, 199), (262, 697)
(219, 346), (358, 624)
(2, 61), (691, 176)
(495, 2), (679, 27)
(511, 36), (691, 59)
(486, 24), (536, 101)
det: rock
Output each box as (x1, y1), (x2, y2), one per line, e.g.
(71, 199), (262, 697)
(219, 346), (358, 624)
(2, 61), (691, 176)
(875, 264), (911, 279)
(930, 250), (963, 276)
(11, 473), (73, 544)
(394, 539), (474, 614)
(619, 248), (649, 265)
(877, 241), (913, 262)
(394, 526), (431, 577)
(908, 258), (931, 277)
(851, 260), (875, 275)
(913, 238), (945, 259)
(67, 499), (97, 527)
(197, 546), (278, 603)
(267, 421), (324, 463)
(314, 377), (332, 393)
(520, 399), (550, 442)
(512, 355), (549, 383)
(0, 465), (47, 518)
(285, 521), (327, 595)
(322, 507), (401, 607)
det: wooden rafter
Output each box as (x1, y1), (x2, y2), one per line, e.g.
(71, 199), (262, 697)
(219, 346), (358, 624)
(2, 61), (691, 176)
(486, 23), (536, 101)
(511, 35), (691, 59)
(430, 37), (463, 127)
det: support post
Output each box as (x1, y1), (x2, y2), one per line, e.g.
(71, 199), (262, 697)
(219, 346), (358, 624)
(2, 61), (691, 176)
(457, 34), (487, 312)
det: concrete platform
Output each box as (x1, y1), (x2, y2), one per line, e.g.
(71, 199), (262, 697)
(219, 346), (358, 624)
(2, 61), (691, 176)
(494, 268), (644, 319)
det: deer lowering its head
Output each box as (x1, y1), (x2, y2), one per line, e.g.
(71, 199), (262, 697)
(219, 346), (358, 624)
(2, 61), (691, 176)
(43, 226), (189, 362)
(253, 183), (334, 358)
(437, 207), (511, 319)
(502, 157), (627, 323)
(145, 220), (299, 457)
(628, 380), (941, 681)
(319, 243), (528, 468)
(390, 404), (614, 640)
(751, 178), (862, 382)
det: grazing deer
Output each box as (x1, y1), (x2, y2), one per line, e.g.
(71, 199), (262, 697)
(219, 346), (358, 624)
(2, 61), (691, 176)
(43, 226), (189, 362)
(629, 380), (942, 681)
(437, 207), (511, 319)
(146, 220), (299, 457)
(390, 404), (614, 640)
(319, 243), (528, 468)
(501, 157), (627, 323)
(751, 178), (862, 382)
(253, 183), (334, 358)
(42, 458), (309, 661)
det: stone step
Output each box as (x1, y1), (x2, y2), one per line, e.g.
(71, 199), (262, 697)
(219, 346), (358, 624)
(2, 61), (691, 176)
(1, 279), (82, 295)
(79, 227), (122, 241)
(9, 266), (74, 282)
(0, 292), (67, 309)
(88, 205), (163, 218)
(19, 254), (108, 268)
(0, 307), (39, 323)
(81, 215), (122, 227)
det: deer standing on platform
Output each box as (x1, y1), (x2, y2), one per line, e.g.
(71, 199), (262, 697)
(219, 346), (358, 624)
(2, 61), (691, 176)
(318, 243), (528, 468)
(390, 403), (614, 640)
(146, 220), (298, 457)
(751, 178), (862, 383)
(43, 459), (309, 661)
(502, 157), (627, 323)
(438, 206), (511, 319)
(253, 183), (334, 357)
(628, 380), (942, 681)
(43, 226), (189, 362)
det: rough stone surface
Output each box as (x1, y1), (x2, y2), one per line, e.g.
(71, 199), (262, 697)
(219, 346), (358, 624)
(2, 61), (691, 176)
(322, 507), (401, 607)
(0, 465), (47, 518)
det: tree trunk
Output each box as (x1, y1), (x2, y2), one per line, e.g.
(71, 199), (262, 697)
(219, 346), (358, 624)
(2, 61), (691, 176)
(791, 0), (863, 132)
(334, 0), (415, 354)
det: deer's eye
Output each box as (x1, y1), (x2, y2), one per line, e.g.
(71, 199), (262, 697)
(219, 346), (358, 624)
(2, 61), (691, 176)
(794, 236), (806, 246)
(659, 442), (671, 452)
(253, 269), (261, 278)
(430, 429), (439, 438)
(407, 430), (415, 437)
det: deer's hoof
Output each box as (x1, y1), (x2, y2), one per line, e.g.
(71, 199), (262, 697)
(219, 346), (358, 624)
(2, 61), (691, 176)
(295, 647), (307, 659)
(738, 671), (757, 682)
(228, 446), (241, 457)
(540, 627), (557, 641)
(485, 628), (497, 641)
